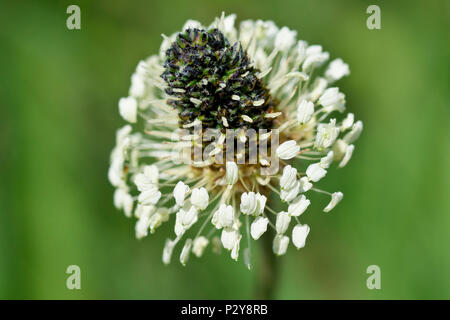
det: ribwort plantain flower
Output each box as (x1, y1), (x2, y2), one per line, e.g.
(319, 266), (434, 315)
(108, 13), (362, 267)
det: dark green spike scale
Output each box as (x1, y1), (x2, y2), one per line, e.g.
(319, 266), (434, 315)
(161, 28), (276, 131)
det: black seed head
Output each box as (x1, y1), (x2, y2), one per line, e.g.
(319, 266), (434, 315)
(161, 28), (276, 131)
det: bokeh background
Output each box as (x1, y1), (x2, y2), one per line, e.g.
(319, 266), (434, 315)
(1, 0), (449, 299)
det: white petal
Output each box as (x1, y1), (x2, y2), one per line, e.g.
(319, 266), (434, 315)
(309, 77), (328, 101)
(162, 239), (176, 265)
(288, 195), (310, 217)
(255, 193), (267, 215)
(276, 140), (300, 160)
(173, 181), (190, 207)
(143, 165), (159, 184)
(191, 187), (209, 210)
(122, 192), (134, 218)
(319, 88), (346, 113)
(280, 165), (298, 190)
(273, 235), (289, 255)
(339, 144), (354, 168)
(179, 239), (192, 266)
(226, 161), (238, 186)
(221, 228), (240, 250)
(213, 204), (235, 229)
(292, 224), (310, 249)
(320, 151), (334, 169)
(134, 173), (153, 192)
(298, 176), (313, 193)
(343, 120), (363, 144)
(280, 180), (300, 202)
(297, 100), (314, 124)
(138, 186), (161, 205)
(135, 214), (151, 239)
(113, 188), (126, 209)
(314, 119), (339, 149)
(130, 73), (146, 98)
(306, 163), (327, 182)
(192, 237), (209, 258)
(230, 235), (241, 261)
(341, 113), (354, 132)
(240, 192), (257, 215)
(323, 192), (343, 212)
(275, 27), (297, 52)
(325, 58), (350, 82)
(275, 212), (291, 234)
(303, 51), (329, 72)
(250, 217), (269, 240)
(119, 96), (137, 123)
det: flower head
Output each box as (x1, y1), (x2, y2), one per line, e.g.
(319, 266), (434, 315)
(109, 13), (362, 266)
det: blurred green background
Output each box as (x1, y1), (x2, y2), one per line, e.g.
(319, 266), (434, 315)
(1, 0), (449, 299)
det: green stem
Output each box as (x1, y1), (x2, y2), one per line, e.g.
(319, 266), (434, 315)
(255, 226), (279, 299)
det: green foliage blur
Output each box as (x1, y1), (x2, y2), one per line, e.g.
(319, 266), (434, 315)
(1, 0), (449, 299)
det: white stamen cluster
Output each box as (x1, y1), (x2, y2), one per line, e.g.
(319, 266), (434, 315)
(108, 13), (363, 267)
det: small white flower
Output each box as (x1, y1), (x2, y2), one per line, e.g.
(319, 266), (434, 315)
(273, 235), (289, 255)
(135, 213), (151, 239)
(303, 45), (329, 72)
(319, 87), (345, 113)
(191, 187), (209, 210)
(134, 204), (154, 219)
(114, 188), (134, 217)
(143, 165), (159, 184)
(315, 119), (340, 149)
(240, 192), (257, 215)
(138, 185), (161, 206)
(306, 163), (327, 182)
(309, 77), (328, 101)
(333, 139), (348, 160)
(288, 195), (310, 217)
(130, 73), (146, 98)
(192, 236), (209, 258)
(119, 96), (137, 123)
(149, 208), (169, 233)
(280, 165), (298, 190)
(275, 26), (297, 52)
(341, 113), (354, 132)
(183, 19), (203, 31)
(173, 181), (190, 207)
(180, 239), (192, 266)
(320, 151), (334, 169)
(240, 192), (267, 216)
(231, 235), (241, 261)
(276, 140), (300, 160)
(298, 176), (313, 193)
(280, 180), (300, 202)
(250, 217), (269, 240)
(297, 100), (314, 124)
(292, 224), (310, 249)
(116, 125), (132, 145)
(323, 192), (343, 212)
(255, 193), (267, 215)
(275, 211), (291, 234)
(339, 144), (355, 168)
(134, 166), (158, 192)
(325, 58), (350, 82)
(296, 40), (308, 64)
(221, 228), (240, 251)
(223, 14), (237, 37)
(175, 206), (198, 236)
(212, 204), (235, 229)
(162, 239), (176, 265)
(343, 120), (363, 144)
(226, 161), (238, 186)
